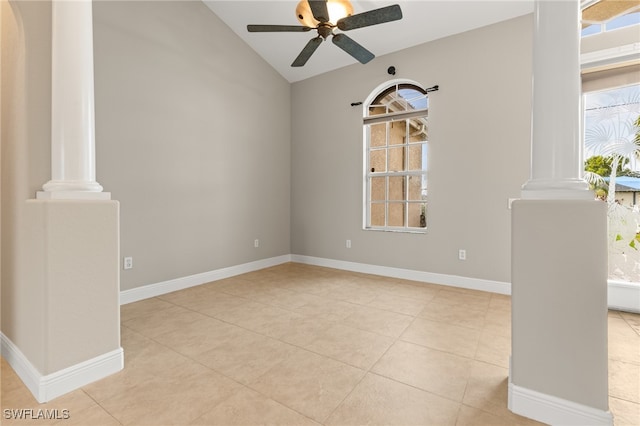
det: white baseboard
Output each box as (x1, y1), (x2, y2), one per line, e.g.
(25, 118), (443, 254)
(291, 255), (512, 295)
(608, 280), (640, 313)
(119, 254), (639, 313)
(508, 376), (613, 425)
(1, 333), (123, 403)
(120, 254), (292, 305)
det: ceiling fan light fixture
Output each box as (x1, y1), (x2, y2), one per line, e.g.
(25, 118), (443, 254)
(295, 0), (354, 27)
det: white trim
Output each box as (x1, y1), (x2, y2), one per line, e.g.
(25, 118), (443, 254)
(290, 255), (511, 295)
(608, 279), (640, 313)
(119, 254), (638, 312)
(120, 255), (292, 305)
(581, 42), (640, 71)
(508, 374), (613, 426)
(0, 333), (123, 403)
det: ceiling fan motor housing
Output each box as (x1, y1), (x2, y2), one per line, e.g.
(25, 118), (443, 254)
(295, 0), (354, 27)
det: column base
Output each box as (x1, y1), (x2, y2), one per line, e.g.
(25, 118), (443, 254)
(37, 191), (111, 200)
(508, 364), (613, 426)
(38, 180), (110, 200)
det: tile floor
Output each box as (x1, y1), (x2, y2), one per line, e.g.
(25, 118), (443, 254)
(1, 263), (639, 425)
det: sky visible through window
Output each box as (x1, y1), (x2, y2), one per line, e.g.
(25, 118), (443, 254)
(397, 88), (428, 110)
(582, 11), (640, 37)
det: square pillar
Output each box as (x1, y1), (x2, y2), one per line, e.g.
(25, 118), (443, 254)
(7, 200), (123, 402)
(510, 199), (612, 425)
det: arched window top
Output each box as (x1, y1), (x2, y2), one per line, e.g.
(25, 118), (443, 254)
(362, 80), (430, 232)
(366, 82), (428, 118)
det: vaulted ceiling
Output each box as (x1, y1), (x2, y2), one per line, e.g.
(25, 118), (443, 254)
(203, 0), (639, 83)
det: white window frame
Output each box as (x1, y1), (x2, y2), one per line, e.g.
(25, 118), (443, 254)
(362, 80), (429, 233)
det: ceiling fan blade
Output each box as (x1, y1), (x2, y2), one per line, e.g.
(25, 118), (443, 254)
(247, 25), (312, 32)
(292, 37), (323, 67)
(308, 0), (330, 22)
(337, 4), (402, 31)
(332, 33), (374, 64)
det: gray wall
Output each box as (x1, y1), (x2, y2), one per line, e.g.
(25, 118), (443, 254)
(1, 0), (52, 360)
(92, 1), (292, 291)
(290, 15), (533, 284)
(2, 2), (531, 298)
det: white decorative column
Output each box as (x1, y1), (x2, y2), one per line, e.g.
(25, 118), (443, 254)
(521, 0), (592, 200)
(37, 0), (109, 200)
(510, 1), (611, 425)
(7, 0), (123, 404)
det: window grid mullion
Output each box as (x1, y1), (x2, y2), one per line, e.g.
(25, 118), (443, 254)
(364, 83), (428, 232)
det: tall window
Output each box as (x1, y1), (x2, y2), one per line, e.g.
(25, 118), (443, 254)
(364, 83), (428, 232)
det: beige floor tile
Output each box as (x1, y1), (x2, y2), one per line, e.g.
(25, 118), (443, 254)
(322, 285), (380, 305)
(244, 286), (299, 303)
(215, 278), (270, 297)
(97, 362), (241, 425)
(120, 297), (174, 323)
(304, 323), (394, 370)
(293, 298), (358, 322)
(489, 294), (512, 313)
(609, 317), (640, 363)
(175, 290), (248, 317)
(419, 301), (488, 330)
(82, 328), (195, 402)
(342, 305), (414, 338)
(259, 314), (336, 347)
(157, 284), (221, 310)
(609, 310), (624, 319)
(430, 288), (492, 310)
(475, 329), (511, 368)
(122, 305), (209, 338)
(366, 292), (428, 316)
(284, 279), (342, 297)
(252, 289), (327, 311)
(326, 373), (460, 426)
(248, 349), (365, 423)
(194, 329), (302, 385)
(462, 360), (512, 418)
(3, 266), (638, 426)
(384, 280), (441, 301)
(211, 300), (301, 335)
(52, 404), (121, 426)
(621, 311), (640, 336)
(483, 309), (511, 336)
(609, 396), (640, 426)
(609, 359), (640, 403)
(190, 387), (319, 426)
(152, 316), (246, 359)
(372, 340), (472, 401)
(401, 317), (481, 358)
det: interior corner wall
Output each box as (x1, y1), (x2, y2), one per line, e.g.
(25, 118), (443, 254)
(92, 1), (292, 291)
(1, 0), (52, 364)
(290, 15), (533, 284)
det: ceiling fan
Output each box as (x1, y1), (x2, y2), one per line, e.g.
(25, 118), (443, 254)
(247, 0), (403, 67)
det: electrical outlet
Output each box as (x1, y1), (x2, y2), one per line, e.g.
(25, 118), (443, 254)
(254, 239), (259, 248)
(346, 239), (351, 249)
(123, 257), (133, 270)
(458, 250), (466, 261)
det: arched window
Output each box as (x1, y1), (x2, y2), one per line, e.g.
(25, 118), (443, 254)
(364, 82), (429, 232)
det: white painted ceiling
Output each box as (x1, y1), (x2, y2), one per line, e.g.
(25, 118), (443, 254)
(203, 0), (534, 83)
